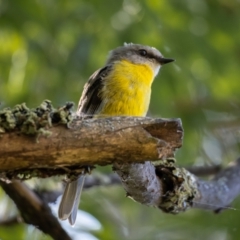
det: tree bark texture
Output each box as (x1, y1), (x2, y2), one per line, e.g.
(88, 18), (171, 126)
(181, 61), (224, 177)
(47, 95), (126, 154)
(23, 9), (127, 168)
(115, 158), (240, 213)
(0, 117), (183, 178)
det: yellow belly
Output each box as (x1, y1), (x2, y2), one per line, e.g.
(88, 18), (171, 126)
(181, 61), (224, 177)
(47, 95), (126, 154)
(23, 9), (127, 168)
(98, 60), (154, 117)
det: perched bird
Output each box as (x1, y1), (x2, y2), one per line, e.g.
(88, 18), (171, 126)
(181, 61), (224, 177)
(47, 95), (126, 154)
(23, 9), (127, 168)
(58, 43), (174, 225)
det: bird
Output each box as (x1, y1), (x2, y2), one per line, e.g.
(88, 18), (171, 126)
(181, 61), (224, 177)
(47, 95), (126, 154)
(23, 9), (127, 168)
(58, 43), (174, 225)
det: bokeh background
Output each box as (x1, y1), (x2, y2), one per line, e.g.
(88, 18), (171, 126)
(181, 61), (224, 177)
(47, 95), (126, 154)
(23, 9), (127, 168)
(1, 0), (240, 239)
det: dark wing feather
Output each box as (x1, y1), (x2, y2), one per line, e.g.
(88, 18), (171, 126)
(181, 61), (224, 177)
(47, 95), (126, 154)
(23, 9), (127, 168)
(77, 66), (111, 117)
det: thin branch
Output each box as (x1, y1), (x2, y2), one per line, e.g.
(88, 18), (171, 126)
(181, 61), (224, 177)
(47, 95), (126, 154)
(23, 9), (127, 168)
(34, 173), (121, 204)
(0, 180), (71, 240)
(83, 173), (121, 189)
(187, 165), (221, 176)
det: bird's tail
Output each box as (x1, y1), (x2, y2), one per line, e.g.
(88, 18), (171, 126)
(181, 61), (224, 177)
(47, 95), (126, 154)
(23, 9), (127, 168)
(58, 175), (85, 225)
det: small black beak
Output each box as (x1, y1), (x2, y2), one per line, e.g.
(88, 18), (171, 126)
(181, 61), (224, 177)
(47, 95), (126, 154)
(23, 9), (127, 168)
(158, 57), (175, 65)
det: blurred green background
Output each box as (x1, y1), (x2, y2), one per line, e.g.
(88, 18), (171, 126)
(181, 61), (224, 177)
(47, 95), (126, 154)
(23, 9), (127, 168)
(1, 0), (240, 239)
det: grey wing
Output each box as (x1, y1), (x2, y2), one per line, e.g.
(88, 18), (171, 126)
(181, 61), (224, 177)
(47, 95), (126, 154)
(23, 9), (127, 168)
(77, 65), (111, 117)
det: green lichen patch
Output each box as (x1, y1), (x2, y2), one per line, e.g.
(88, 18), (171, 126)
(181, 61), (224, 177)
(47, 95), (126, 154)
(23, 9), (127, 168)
(156, 159), (199, 213)
(2, 165), (95, 181)
(0, 100), (74, 136)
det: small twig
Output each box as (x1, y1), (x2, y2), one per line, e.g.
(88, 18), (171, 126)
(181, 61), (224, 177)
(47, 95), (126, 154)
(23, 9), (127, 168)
(34, 173), (121, 204)
(187, 165), (222, 176)
(0, 180), (71, 240)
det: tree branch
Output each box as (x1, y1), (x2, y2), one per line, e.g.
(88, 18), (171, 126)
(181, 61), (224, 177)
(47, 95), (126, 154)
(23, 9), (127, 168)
(193, 158), (240, 211)
(0, 180), (71, 240)
(2, 101), (239, 228)
(115, 158), (240, 213)
(186, 165), (221, 176)
(0, 117), (182, 179)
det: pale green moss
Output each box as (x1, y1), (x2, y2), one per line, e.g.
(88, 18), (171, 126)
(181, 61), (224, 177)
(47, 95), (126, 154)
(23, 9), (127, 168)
(0, 100), (74, 137)
(156, 158), (199, 213)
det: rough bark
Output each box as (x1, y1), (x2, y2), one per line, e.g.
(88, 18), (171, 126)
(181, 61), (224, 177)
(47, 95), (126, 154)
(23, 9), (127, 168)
(115, 158), (240, 213)
(0, 117), (182, 179)
(193, 158), (240, 211)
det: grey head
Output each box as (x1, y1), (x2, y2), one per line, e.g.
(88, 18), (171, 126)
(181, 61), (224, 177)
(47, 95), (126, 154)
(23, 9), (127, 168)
(106, 43), (174, 67)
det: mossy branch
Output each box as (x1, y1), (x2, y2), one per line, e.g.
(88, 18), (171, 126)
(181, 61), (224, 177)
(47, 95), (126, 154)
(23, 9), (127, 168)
(0, 101), (183, 180)
(1, 101), (240, 232)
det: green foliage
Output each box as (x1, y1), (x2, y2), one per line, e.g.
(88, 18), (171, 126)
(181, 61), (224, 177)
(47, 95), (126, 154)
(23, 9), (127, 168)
(1, 0), (240, 239)
(0, 224), (25, 240)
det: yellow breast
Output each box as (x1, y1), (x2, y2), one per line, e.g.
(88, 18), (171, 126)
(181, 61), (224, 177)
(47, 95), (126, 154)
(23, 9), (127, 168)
(98, 59), (155, 117)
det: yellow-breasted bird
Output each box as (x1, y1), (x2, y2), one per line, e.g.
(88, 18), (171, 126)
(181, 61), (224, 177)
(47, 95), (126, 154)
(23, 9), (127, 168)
(58, 43), (174, 225)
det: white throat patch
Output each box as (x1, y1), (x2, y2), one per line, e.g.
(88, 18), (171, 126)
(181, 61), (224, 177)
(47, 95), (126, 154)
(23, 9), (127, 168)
(154, 65), (161, 77)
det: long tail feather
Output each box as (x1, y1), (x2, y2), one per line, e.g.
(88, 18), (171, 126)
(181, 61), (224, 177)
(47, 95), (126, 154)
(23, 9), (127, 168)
(58, 175), (85, 224)
(68, 176), (85, 225)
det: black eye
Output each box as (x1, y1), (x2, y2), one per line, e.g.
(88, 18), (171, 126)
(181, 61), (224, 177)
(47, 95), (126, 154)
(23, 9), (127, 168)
(139, 49), (147, 56)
